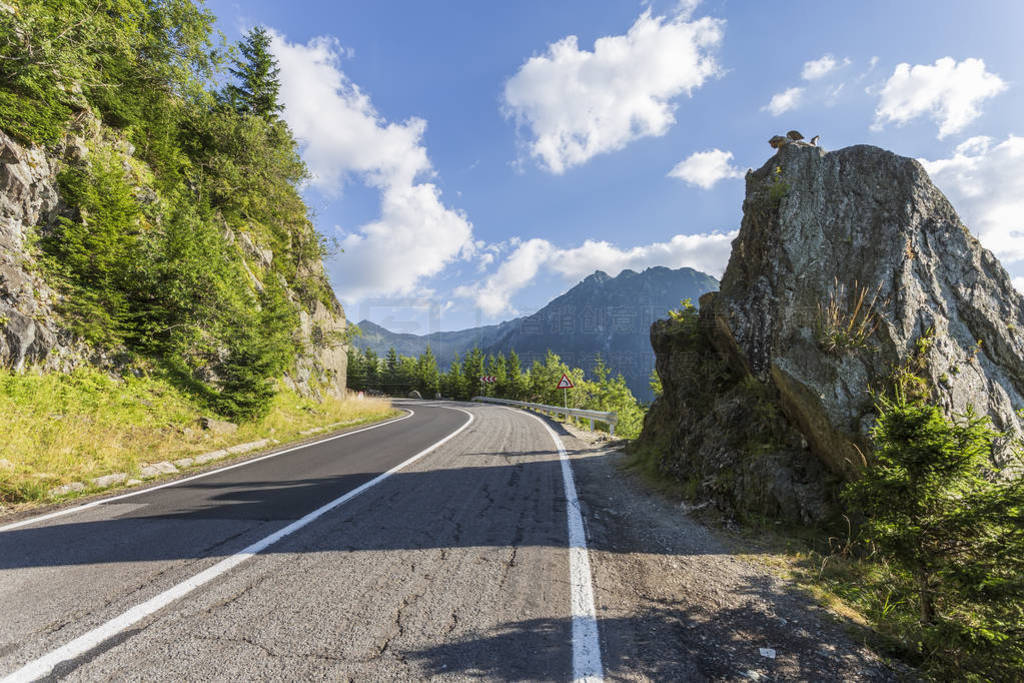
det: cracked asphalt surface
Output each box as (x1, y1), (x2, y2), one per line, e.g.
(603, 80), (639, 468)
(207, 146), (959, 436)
(0, 401), (897, 681)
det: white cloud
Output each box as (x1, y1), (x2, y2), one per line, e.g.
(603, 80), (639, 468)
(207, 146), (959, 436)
(872, 57), (1007, 139)
(802, 54), (849, 81)
(271, 32), (474, 300)
(457, 232), (735, 316)
(921, 135), (1024, 263)
(502, 8), (724, 174)
(763, 86), (804, 116)
(668, 148), (743, 189)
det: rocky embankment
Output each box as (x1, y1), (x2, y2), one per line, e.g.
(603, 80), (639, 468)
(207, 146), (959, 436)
(0, 125), (346, 396)
(636, 139), (1024, 524)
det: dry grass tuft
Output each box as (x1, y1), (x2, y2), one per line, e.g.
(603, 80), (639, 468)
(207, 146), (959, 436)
(815, 278), (887, 353)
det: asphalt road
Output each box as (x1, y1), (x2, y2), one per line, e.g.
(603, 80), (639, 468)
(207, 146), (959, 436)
(0, 401), (596, 681)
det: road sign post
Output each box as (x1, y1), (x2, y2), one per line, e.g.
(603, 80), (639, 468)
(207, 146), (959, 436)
(556, 373), (574, 409)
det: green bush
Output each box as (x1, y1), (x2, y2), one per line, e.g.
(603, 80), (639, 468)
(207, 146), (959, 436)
(0, 90), (72, 146)
(844, 395), (1024, 679)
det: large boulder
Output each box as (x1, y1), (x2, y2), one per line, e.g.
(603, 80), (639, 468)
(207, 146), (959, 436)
(636, 141), (1024, 523)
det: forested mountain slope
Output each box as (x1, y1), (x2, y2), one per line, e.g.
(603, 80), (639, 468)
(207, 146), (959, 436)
(0, 2), (346, 419)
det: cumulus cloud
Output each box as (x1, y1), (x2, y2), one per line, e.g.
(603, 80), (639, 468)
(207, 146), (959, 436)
(271, 32), (474, 300)
(502, 8), (724, 174)
(801, 54), (849, 80)
(762, 86), (804, 116)
(920, 135), (1024, 263)
(873, 57), (1007, 139)
(667, 148), (743, 189)
(457, 232), (735, 316)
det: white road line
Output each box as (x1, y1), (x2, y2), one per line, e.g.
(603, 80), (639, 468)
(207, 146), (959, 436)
(0, 411), (415, 533)
(0, 407), (474, 683)
(519, 410), (604, 682)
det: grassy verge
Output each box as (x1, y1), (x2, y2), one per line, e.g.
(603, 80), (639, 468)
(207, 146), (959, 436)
(0, 368), (398, 507)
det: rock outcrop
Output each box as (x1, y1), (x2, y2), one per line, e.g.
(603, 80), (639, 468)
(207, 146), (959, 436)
(0, 129), (69, 370)
(636, 141), (1024, 524)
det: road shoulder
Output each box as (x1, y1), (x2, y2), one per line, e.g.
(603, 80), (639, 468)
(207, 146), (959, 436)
(556, 421), (898, 681)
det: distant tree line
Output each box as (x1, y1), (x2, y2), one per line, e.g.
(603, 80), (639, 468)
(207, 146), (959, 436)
(347, 345), (645, 437)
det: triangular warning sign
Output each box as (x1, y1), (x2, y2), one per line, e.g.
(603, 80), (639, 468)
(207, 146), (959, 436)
(556, 373), (574, 389)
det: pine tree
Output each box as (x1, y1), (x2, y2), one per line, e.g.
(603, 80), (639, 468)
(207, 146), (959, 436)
(444, 354), (466, 400)
(490, 352), (508, 397)
(346, 348), (366, 391)
(417, 345), (440, 397)
(384, 347), (399, 394)
(363, 348), (380, 391)
(649, 367), (663, 398)
(224, 26), (283, 120)
(507, 350), (526, 400)
(463, 346), (485, 396)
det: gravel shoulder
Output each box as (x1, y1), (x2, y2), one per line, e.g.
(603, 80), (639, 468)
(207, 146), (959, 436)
(558, 421), (899, 681)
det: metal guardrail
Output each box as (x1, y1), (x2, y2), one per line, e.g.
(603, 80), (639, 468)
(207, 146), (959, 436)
(471, 396), (619, 436)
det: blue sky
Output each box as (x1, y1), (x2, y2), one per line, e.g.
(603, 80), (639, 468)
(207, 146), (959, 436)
(206, 0), (1024, 333)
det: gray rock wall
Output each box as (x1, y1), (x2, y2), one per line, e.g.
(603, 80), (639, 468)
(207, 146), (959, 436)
(0, 129), (71, 371)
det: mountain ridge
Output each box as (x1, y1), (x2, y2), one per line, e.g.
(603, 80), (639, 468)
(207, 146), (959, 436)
(354, 265), (719, 400)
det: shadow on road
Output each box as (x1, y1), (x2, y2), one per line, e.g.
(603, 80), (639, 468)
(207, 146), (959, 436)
(400, 577), (889, 681)
(0, 446), (732, 570)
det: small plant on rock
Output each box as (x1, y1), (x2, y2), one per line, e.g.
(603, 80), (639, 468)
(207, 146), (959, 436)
(815, 278), (887, 354)
(768, 165), (788, 204)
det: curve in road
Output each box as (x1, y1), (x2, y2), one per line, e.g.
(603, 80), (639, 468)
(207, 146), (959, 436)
(0, 402), (603, 681)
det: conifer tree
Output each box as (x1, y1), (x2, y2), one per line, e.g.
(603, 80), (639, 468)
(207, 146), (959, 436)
(417, 345), (440, 396)
(507, 350), (526, 399)
(384, 347), (399, 393)
(445, 354), (466, 399)
(363, 348), (380, 391)
(224, 26), (283, 119)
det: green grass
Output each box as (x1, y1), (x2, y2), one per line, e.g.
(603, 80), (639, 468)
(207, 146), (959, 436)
(0, 368), (397, 507)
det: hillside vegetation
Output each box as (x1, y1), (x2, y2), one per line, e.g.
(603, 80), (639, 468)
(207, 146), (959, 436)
(0, 2), (399, 505)
(0, 1), (335, 419)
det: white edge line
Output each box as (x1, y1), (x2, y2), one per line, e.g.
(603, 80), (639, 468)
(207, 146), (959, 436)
(513, 408), (604, 682)
(0, 410), (416, 533)
(2, 406), (475, 682)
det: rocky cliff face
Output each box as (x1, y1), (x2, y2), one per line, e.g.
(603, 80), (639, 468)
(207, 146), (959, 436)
(636, 141), (1024, 524)
(0, 126), (346, 397)
(0, 129), (70, 371)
